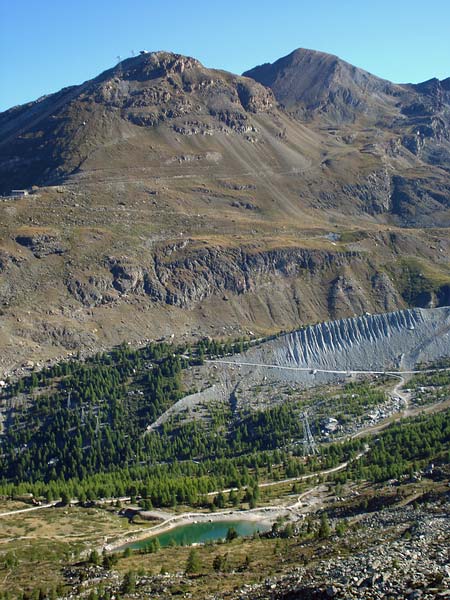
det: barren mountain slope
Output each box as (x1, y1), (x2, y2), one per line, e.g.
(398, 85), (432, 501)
(0, 51), (317, 194)
(244, 48), (450, 226)
(243, 48), (405, 123)
(0, 51), (449, 374)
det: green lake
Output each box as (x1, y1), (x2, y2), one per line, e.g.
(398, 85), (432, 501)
(124, 519), (271, 550)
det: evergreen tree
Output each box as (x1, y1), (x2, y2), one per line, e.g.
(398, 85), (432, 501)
(88, 550), (100, 566)
(185, 548), (201, 575)
(122, 571), (136, 593)
(213, 553), (228, 572)
(226, 527), (238, 542)
(318, 512), (330, 539)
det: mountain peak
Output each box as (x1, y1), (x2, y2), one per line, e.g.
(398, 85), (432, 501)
(0, 48), (275, 192)
(243, 47), (339, 86)
(109, 51), (203, 82)
(243, 47), (400, 123)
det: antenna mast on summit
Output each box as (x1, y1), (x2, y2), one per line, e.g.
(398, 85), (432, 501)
(116, 55), (123, 78)
(302, 411), (318, 456)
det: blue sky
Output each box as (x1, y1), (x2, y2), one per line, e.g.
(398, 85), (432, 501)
(1, 0), (449, 112)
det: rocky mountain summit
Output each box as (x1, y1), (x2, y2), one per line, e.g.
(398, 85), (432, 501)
(0, 49), (449, 371)
(244, 47), (450, 152)
(244, 48), (404, 123)
(0, 51), (276, 192)
(2, 48), (450, 223)
(245, 48), (450, 224)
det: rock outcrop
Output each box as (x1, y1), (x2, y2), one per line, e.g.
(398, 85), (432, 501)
(15, 230), (66, 258)
(65, 244), (368, 310)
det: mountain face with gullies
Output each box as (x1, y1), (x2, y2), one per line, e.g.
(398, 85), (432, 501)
(0, 48), (449, 374)
(244, 47), (450, 133)
(244, 48), (450, 224)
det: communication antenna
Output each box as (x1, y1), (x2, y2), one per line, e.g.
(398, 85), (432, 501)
(115, 55), (123, 78)
(302, 411), (318, 456)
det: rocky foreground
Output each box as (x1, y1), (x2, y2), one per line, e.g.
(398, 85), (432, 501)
(242, 502), (450, 599)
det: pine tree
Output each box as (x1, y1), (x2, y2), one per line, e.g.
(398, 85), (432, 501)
(185, 548), (201, 575)
(88, 549), (100, 565)
(226, 527), (238, 542)
(318, 512), (330, 539)
(122, 571), (136, 593)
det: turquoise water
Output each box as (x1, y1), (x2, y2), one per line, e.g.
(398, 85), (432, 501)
(125, 519), (270, 550)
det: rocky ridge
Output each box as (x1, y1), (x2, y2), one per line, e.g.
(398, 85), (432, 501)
(244, 48), (450, 225)
(68, 244), (363, 308)
(0, 51), (276, 193)
(243, 48), (405, 124)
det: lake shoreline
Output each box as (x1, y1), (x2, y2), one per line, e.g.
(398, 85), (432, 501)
(105, 507), (285, 553)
